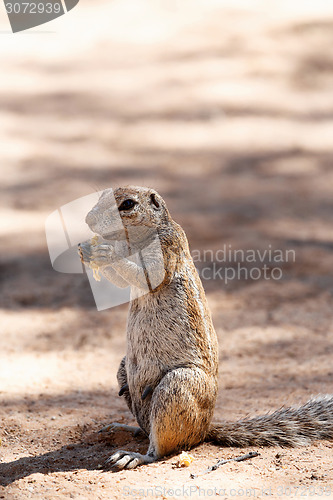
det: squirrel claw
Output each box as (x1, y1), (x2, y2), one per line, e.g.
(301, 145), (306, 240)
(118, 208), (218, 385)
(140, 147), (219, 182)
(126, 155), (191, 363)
(98, 424), (114, 434)
(119, 384), (129, 396)
(141, 385), (153, 400)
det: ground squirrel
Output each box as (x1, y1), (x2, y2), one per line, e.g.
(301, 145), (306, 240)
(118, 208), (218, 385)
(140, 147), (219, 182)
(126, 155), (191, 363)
(79, 186), (333, 470)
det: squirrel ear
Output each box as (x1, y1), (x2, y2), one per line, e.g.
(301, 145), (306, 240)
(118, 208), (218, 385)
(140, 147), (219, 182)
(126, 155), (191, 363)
(150, 193), (160, 209)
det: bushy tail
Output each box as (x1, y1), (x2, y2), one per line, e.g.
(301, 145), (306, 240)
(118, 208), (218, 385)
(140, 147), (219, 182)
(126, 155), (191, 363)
(207, 395), (333, 447)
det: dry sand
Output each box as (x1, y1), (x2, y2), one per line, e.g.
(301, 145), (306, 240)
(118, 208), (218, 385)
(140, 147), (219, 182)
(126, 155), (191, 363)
(0, 1), (333, 498)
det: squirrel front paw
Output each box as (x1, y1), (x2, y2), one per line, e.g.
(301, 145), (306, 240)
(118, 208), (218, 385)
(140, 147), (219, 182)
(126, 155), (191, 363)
(78, 237), (115, 269)
(78, 237), (116, 281)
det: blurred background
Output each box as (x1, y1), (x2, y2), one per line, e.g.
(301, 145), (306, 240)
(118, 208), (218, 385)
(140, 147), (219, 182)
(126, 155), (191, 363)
(1, 0), (333, 494)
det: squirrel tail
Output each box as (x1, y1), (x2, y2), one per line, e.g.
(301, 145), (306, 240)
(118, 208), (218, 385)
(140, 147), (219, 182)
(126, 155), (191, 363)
(206, 395), (333, 447)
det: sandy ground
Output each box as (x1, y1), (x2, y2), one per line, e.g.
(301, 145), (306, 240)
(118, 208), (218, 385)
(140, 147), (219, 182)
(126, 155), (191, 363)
(1, 0), (333, 498)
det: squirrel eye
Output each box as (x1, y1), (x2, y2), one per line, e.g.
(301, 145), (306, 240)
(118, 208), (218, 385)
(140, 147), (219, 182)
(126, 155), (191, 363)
(119, 199), (136, 211)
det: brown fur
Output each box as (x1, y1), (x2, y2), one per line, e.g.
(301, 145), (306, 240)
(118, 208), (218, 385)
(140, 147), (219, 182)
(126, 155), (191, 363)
(79, 186), (333, 469)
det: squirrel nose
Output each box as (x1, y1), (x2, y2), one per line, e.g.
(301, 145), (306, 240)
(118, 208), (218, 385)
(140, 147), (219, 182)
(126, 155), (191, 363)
(85, 208), (98, 228)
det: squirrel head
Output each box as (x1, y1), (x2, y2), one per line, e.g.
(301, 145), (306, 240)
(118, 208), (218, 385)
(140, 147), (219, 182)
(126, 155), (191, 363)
(85, 186), (171, 241)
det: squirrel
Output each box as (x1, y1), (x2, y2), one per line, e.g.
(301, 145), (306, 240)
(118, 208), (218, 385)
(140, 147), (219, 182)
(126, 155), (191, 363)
(78, 185), (333, 470)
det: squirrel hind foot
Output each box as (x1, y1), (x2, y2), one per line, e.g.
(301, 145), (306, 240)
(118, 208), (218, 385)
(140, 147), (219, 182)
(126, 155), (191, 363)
(105, 450), (156, 470)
